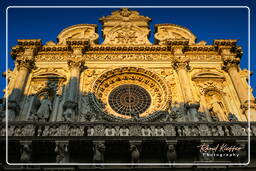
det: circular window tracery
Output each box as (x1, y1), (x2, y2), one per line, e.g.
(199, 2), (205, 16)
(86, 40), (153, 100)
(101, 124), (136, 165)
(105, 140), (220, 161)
(108, 84), (151, 116)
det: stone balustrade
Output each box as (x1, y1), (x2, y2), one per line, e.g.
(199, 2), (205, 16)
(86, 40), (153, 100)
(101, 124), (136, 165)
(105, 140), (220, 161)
(0, 121), (255, 138)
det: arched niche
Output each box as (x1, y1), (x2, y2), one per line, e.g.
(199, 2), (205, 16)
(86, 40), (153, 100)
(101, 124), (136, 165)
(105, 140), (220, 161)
(204, 90), (229, 121)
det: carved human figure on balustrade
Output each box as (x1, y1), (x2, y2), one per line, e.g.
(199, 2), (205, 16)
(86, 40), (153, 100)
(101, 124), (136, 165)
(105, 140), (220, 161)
(93, 142), (105, 168)
(55, 143), (69, 163)
(206, 91), (228, 121)
(166, 144), (176, 167)
(20, 143), (32, 164)
(130, 144), (140, 168)
(36, 94), (52, 122)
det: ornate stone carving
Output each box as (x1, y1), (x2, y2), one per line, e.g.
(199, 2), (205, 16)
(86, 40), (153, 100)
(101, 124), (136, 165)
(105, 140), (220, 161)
(15, 50), (36, 70)
(57, 24), (98, 45)
(93, 141), (105, 168)
(79, 95), (98, 122)
(100, 8), (151, 45)
(199, 124), (211, 136)
(55, 141), (69, 163)
(155, 24), (196, 45)
(94, 124), (105, 136)
(36, 94), (52, 122)
(67, 57), (85, 69)
(20, 141), (32, 163)
(129, 125), (142, 136)
(172, 57), (190, 71)
(130, 145), (140, 167)
(129, 141), (141, 168)
(166, 144), (176, 166)
(92, 67), (170, 119)
(205, 91), (228, 121)
(164, 125), (176, 136)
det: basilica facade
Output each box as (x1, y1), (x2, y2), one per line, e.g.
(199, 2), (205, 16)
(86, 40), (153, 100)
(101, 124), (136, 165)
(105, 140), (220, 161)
(0, 8), (256, 170)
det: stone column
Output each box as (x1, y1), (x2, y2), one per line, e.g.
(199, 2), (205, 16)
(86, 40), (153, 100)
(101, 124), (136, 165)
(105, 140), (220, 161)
(7, 58), (35, 121)
(224, 62), (249, 103)
(63, 57), (84, 121)
(173, 57), (199, 122)
(222, 52), (256, 121)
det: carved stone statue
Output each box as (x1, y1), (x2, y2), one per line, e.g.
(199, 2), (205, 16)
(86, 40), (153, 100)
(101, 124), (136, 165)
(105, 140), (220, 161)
(20, 143), (32, 163)
(93, 142), (105, 168)
(36, 94), (52, 122)
(163, 101), (183, 122)
(55, 142), (69, 163)
(130, 144), (140, 168)
(166, 144), (176, 167)
(209, 109), (219, 122)
(208, 94), (227, 121)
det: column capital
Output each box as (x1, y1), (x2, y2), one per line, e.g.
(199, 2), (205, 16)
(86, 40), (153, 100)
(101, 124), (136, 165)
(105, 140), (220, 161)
(241, 100), (256, 112)
(222, 56), (240, 71)
(16, 57), (35, 71)
(67, 57), (85, 69)
(172, 57), (190, 71)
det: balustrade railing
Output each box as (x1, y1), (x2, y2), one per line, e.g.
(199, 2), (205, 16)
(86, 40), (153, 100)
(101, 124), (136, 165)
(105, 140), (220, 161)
(0, 121), (255, 138)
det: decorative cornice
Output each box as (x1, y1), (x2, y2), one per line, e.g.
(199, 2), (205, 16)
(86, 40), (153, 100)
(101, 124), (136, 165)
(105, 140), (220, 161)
(88, 45), (169, 52)
(66, 38), (90, 47)
(41, 45), (71, 52)
(214, 39), (237, 46)
(17, 39), (42, 47)
(166, 39), (189, 46)
(185, 45), (216, 52)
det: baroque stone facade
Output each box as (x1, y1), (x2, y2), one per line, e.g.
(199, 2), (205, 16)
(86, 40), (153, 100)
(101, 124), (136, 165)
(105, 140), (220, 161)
(0, 8), (256, 170)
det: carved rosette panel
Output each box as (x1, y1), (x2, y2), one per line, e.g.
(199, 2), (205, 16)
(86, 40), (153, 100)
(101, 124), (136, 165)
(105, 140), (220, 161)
(91, 67), (170, 119)
(103, 26), (151, 45)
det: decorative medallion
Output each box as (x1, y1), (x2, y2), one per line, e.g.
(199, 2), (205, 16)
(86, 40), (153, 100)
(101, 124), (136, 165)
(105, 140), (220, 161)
(92, 67), (170, 119)
(108, 84), (151, 117)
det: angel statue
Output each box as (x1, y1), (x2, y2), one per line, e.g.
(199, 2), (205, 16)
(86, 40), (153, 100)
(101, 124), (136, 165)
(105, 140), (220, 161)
(37, 94), (52, 122)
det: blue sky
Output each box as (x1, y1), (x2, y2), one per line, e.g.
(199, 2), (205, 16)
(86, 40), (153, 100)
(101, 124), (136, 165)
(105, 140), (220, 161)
(0, 0), (255, 97)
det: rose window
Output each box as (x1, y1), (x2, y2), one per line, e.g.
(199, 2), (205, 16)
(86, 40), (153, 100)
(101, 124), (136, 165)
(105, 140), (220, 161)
(108, 84), (151, 116)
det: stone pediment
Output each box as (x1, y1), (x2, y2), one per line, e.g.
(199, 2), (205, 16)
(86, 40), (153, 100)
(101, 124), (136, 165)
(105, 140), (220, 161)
(57, 24), (99, 45)
(99, 8), (152, 45)
(154, 24), (197, 45)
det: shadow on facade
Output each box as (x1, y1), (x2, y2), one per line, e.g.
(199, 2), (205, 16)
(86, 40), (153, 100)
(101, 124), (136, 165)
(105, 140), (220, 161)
(0, 75), (252, 169)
